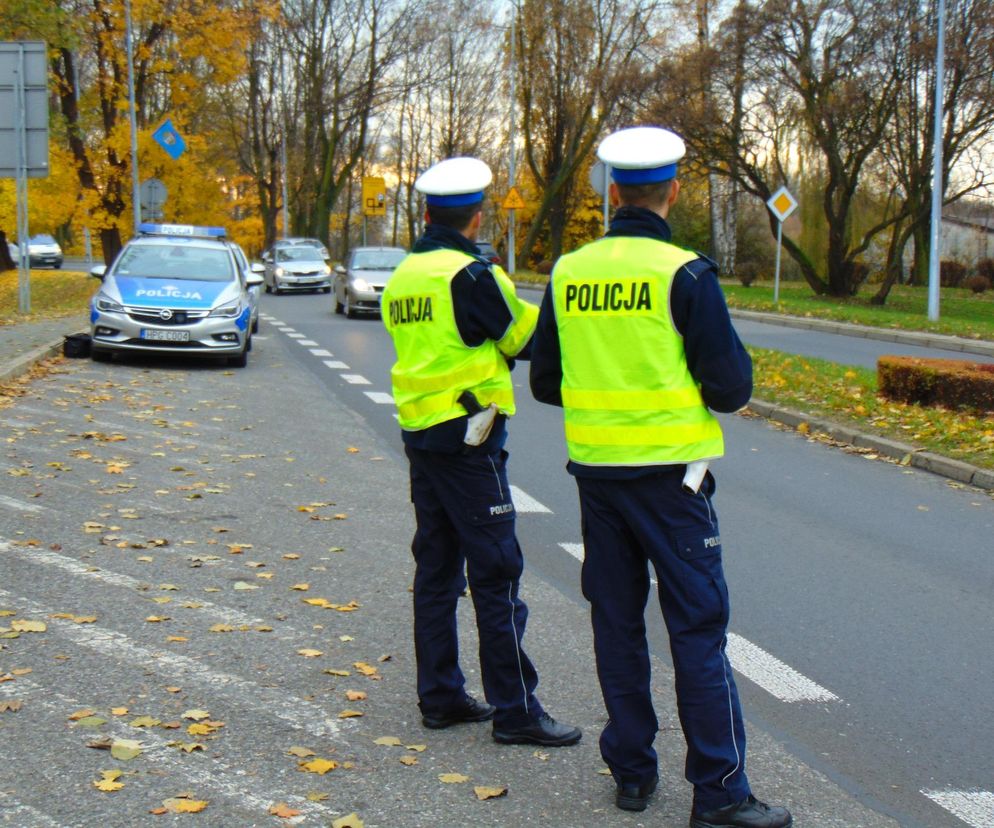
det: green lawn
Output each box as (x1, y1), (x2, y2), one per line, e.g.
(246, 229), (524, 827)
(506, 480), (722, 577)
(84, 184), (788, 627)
(0, 268), (95, 324)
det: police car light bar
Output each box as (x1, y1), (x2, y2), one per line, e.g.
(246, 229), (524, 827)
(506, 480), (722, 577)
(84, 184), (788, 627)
(137, 223), (227, 239)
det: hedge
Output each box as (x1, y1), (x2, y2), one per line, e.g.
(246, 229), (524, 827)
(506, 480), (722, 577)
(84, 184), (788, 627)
(878, 355), (994, 413)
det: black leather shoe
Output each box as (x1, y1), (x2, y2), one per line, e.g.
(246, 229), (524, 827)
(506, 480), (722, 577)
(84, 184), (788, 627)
(492, 712), (582, 746)
(690, 795), (793, 828)
(421, 696), (496, 729)
(616, 776), (658, 811)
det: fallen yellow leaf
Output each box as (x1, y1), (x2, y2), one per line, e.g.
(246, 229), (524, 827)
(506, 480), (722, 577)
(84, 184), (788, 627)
(474, 785), (508, 800)
(300, 758), (338, 775)
(10, 620), (46, 633)
(373, 736), (402, 746)
(345, 690), (367, 701)
(269, 803), (302, 819)
(338, 709), (363, 718)
(291, 583), (310, 591)
(298, 649), (323, 658)
(287, 746), (315, 758)
(331, 814), (364, 828)
(439, 773), (469, 784)
(163, 797), (208, 814)
(399, 756), (418, 766)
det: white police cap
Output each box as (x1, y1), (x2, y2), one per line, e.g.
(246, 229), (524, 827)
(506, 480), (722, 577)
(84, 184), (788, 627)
(415, 157), (493, 207)
(597, 126), (686, 185)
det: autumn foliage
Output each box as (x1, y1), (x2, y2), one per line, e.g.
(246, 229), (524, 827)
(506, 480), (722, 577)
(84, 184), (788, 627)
(878, 355), (994, 413)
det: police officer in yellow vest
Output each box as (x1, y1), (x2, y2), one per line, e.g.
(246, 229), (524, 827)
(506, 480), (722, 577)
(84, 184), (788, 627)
(382, 156), (581, 747)
(530, 128), (792, 827)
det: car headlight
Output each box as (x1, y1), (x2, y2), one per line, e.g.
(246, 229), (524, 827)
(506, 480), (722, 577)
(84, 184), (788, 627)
(323, 265), (331, 275)
(352, 277), (370, 292)
(95, 292), (125, 313)
(274, 267), (285, 277)
(209, 299), (242, 318)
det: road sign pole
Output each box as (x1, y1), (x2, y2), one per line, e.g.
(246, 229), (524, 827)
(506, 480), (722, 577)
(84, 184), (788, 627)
(125, 0), (141, 233)
(15, 43), (30, 314)
(774, 220), (783, 304)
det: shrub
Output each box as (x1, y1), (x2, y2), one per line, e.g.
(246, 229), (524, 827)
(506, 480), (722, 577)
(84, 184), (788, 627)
(964, 274), (992, 294)
(977, 258), (994, 283)
(734, 260), (762, 287)
(939, 259), (967, 288)
(878, 355), (994, 413)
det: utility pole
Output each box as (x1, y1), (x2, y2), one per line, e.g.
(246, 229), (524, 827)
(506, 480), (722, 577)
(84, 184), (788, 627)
(507, 6), (517, 274)
(125, 0), (141, 232)
(927, 0), (946, 321)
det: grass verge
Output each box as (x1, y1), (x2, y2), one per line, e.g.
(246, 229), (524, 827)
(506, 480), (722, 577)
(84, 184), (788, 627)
(1, 268), (94, 324)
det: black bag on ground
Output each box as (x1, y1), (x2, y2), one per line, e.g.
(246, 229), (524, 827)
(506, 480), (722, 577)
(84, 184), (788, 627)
(63, 333), (92, 358)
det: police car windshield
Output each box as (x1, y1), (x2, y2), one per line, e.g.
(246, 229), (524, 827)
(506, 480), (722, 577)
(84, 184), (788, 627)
(353, 250), (405, 270)
(276, 246), (324, 263)
(115, 245), (234, 282)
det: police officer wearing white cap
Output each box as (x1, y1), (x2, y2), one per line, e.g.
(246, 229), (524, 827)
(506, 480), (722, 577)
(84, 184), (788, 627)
(381, 156), (582, 748)
(531, 128), (792, 826)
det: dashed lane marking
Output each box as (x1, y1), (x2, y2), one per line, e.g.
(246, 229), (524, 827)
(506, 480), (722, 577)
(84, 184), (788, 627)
(0, 493), (46, 513)
(0, 540), (284, 637)
(509, 485), (552, 513)
(323, 360), (350, 370)
(923, 789), (994, 828)
(309, 349), (333, 357)
(297, 339), (318, 346)
(556, 542), (841, 704)
(286, 333), (306, 339)
(0, 792), (61, 828)
(0, 680), (329, 824)
(0, 586), (344, 740)
(341, 374), (371, 385)
(363, 391), (394, 404)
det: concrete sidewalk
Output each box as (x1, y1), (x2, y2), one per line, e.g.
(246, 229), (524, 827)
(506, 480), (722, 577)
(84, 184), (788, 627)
(0, 312), (89, 384)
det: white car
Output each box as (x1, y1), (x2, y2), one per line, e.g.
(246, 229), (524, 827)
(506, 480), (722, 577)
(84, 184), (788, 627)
(89, 223), (263, 367)
(10, 233), (63, 268)
(261, 240), (332, 294)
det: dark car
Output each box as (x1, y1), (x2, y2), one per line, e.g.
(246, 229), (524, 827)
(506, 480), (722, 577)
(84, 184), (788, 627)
(476, 240), (502, 267)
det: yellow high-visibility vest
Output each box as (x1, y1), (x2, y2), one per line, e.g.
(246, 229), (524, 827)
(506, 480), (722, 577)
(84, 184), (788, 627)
(382, 248), (538, 431)
(551, 236), (724, 466)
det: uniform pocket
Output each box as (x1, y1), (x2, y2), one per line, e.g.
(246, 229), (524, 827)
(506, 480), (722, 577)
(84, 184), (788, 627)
(466, 495), (516, 526)
(673, 528), (722, 561)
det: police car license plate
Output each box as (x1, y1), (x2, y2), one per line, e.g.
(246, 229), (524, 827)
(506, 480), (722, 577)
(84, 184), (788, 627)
(141, 329), (190, 342)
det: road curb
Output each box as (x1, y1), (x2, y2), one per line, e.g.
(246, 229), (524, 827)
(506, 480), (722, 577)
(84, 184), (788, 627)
(0, 338), (68, 385)
(747, 398), (994, 492)
(731, 308), (994, 358)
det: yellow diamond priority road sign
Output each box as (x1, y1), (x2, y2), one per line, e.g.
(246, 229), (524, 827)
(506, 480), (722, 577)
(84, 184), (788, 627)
(766, 186), (798, 222)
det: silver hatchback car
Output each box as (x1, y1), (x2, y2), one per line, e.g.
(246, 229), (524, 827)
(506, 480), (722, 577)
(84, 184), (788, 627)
(88, 224), (263, 367)
(261, 240), (331, 294)
(334, 246), (407, 318)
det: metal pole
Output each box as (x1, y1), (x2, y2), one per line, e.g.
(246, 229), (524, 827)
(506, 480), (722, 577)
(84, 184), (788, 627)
(774, 219), (783, 304)
(603, 164), (610, 233)
(15, 43), (31, 314)
(125, 0), (141, 232)
(279, 46), (290, 239)
(507, 7), (517, 274)
(927, 0), (946, 321)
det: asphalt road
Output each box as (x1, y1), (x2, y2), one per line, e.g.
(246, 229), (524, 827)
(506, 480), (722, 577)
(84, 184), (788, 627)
(252, 286), (994, 828)
(1, 312), (904, 828)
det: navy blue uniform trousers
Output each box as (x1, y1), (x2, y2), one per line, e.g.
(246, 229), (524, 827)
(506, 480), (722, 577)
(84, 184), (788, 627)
(405, 445), (543, 728)
(576, 470), (752, 813)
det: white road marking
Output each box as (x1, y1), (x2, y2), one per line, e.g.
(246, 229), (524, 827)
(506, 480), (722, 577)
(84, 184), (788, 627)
(309, 348), (333, 357)
(0, 493), (46, 513)
(323, 360), (350, 369)
(0, 680), (327, 824)
(923, 790), (994, 828)
(725, 633), (839, 703)
(556, 542), (840, 704)
(0, 587), (344, 739)
(0, 792), (61, 828)
(297, 339), (318, 346)
(275, 326), (294, 332)
(509, 485), (552, 513)
(0, 541), (279, 635)
(341, 374), (371, 385)
(286, 332), (306, 339)
(364, 391), (394, 404)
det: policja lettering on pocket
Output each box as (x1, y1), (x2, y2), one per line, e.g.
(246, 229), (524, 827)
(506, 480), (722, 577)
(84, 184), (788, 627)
(530, 126), (792, 827)
(381, 155), (581, 748)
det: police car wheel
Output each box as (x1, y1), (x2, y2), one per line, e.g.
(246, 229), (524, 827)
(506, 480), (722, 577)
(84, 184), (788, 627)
(228, 348), (248, 368)
(251, 318), (259, 334)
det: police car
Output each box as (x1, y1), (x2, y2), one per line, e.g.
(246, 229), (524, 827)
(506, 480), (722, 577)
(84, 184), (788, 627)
(89, 223), (264, 367)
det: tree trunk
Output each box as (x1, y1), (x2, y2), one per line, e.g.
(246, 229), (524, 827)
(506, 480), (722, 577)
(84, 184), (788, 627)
(709, 173), (737, 274)
(0, 230), (16, 271)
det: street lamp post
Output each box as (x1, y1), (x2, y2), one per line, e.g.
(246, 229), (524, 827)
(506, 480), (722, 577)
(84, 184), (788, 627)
(125, 0), (141, 232)
(927, 0), (946, 322)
